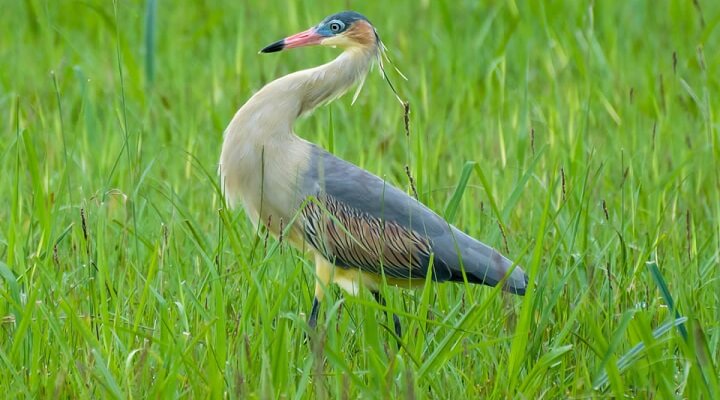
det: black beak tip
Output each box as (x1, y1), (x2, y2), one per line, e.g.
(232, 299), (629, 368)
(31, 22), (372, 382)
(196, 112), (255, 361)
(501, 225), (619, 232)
(260, 40), (285, 53)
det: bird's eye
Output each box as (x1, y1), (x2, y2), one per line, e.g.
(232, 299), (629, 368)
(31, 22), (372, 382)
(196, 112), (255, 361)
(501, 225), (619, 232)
(328, 20), (345, 33)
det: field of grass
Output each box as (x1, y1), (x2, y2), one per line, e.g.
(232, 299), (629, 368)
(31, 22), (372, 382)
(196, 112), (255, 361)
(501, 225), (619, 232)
(1, 0), (719, 398)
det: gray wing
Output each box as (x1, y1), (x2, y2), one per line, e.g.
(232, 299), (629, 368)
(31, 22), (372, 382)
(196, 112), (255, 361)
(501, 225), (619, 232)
(299, 145), (528, 295)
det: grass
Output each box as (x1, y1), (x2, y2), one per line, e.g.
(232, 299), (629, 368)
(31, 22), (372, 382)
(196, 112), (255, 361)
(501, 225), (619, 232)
(1, 0), (719, 398)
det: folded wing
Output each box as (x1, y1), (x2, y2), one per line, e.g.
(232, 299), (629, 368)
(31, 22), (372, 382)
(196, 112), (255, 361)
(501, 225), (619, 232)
(300, 145), (528, 295)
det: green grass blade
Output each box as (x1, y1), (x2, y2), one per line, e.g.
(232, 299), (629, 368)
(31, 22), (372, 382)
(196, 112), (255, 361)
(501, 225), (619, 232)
(592, 309), (636, 391)
(646, 261), (688, 340)
(520, 344), (573, 395)
(144, 0), (157, 86)
(443, 160), (475, 224)
(593, 316), (688, 390)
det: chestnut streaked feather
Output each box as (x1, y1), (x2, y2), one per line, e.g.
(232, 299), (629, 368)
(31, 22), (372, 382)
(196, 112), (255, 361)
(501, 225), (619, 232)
(302, 193), (433, 279)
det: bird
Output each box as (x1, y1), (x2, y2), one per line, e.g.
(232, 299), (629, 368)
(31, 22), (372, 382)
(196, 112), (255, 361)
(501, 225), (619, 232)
(219, 11), (528, 339)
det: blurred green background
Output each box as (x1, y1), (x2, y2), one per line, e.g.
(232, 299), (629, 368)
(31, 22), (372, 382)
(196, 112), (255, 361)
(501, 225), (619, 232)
(1, 0), (719, 398)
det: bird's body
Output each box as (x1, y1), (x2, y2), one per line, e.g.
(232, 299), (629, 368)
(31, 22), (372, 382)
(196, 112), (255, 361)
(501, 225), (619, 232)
(219, 11), (528, 333)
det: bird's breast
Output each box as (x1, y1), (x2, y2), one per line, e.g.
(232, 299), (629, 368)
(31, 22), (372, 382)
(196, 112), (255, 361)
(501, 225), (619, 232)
(220, 127), (313, 242)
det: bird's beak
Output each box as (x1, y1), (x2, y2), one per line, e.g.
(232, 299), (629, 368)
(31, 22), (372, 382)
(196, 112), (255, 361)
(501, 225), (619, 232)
(260, 28), (324, 53)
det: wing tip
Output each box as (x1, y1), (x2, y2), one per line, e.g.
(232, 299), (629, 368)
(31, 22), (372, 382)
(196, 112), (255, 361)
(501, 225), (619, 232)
(504, 276), (528, 295)
(504, 267), (529, 296)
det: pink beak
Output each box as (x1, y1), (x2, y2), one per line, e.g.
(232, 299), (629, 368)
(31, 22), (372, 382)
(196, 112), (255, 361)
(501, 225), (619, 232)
(260, 28), (324, 53)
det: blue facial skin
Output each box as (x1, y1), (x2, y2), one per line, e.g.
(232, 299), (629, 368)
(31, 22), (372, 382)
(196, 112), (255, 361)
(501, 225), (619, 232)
(315, 22), (345, 37)
(316, 11), (370, 37)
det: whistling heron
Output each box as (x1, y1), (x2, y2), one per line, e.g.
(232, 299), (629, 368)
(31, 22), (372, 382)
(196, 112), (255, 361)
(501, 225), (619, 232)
(219, 11), (528, 338)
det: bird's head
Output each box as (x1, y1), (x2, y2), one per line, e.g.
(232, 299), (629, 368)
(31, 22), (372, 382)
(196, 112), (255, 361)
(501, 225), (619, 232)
(260, 11), (379, 53)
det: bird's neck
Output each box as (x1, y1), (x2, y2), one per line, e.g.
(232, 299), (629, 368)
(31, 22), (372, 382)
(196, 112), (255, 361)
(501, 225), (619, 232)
(240, 46), (377, 138)
(291, 46), (376, 116)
